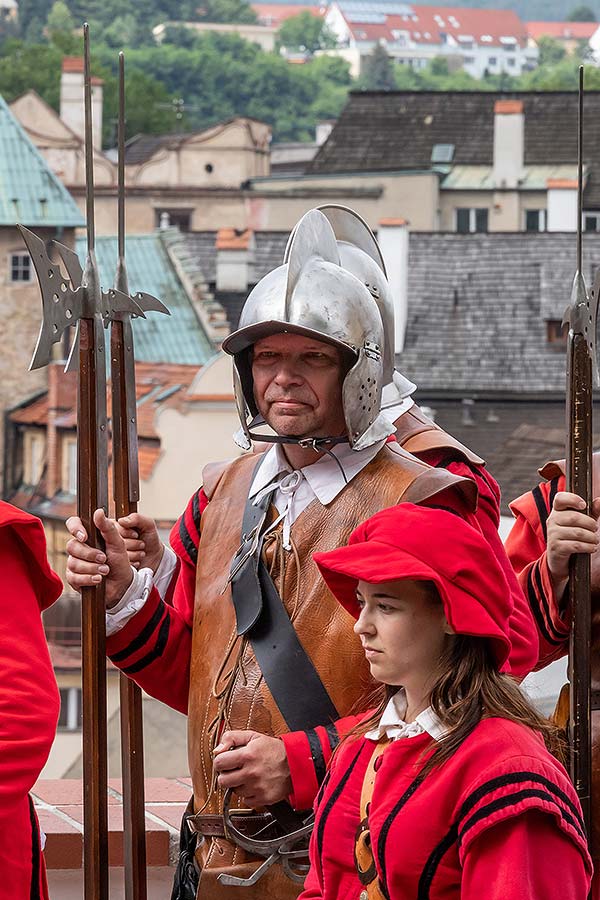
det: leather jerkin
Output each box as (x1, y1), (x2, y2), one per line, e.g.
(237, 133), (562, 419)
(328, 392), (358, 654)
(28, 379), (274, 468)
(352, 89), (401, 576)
(187, 443), (476, 898)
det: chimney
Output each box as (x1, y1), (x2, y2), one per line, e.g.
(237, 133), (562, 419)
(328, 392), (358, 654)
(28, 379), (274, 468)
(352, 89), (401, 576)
(60, 57), (104, 150)
(493, 99), (524, 189)
(546, 177), (578, 232)
(377, 218), (410, 352)
(215, 229), (255, 292)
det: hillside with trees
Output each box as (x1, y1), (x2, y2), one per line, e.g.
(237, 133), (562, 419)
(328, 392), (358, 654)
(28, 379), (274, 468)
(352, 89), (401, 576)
(1, 0), (599, 145)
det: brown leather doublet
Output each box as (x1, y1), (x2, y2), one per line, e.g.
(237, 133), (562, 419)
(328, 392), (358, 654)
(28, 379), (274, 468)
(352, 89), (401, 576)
(187, 443), (475, 897)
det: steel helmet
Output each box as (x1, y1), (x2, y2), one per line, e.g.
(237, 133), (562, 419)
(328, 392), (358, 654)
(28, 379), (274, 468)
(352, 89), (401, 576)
(221, 208), (395, 452)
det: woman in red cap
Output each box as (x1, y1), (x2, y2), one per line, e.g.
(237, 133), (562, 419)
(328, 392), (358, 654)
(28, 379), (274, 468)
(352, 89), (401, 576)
(0, 502), (62, 900)
(300, 504), (592, 900)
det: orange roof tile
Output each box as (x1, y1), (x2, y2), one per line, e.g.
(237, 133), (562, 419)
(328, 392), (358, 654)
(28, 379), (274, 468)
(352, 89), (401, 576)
(252, 2), (324, 26)
(215, 228), (253, 250)
(547, 178), (578, 189)
(494, 100), (523, 114)
(61, 56), (104, 84)
(379, 217), (409, 226)
(526, 21), (597, 41)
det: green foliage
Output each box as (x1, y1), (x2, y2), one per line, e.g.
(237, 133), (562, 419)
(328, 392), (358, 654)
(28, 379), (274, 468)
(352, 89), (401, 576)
(358, 41), (397, 91)
(46, 0), (79, 53)
(567, 4), (597, 20)
(537, 36), (567, 66)
(194, 0), (257, 24)
(277, 11), (336, 54)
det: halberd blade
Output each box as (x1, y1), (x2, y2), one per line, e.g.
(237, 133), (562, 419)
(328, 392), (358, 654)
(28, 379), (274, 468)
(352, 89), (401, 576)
(54, 240), (84, 287)
(132, 291), (171, 315)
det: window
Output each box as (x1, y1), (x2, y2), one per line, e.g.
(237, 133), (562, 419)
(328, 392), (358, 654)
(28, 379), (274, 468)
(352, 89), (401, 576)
(154, 208), (192, 232)
(525, 209), (546, 232)
(585, 213), (600, 232)
(10, 252), (31, 282)
(64, 437), (77, 494)
(24, 431), (45, 485)
(546, 319), (567, 346)
(58, 687), (83, 731)
(488, 56), (497, 65)
(456, 208), (488, 234)
(507, 57), (516, 68)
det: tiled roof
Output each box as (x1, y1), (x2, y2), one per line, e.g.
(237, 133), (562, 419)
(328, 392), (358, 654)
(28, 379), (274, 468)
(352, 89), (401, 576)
(339, 3), (527, 47)
(399, 231), (600, 395)
(75, 234), (214, 365)
(309, 91), (600, 206)
(526, 21), (598, 41)
(0, 94), (84, 227)
(124, 133), (187, 165)
(253, 2), (324, 26)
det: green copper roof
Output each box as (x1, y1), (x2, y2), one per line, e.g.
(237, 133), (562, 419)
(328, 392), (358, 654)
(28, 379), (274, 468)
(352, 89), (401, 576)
(75, 233), (214, 365)
(0, 94), (84, 227)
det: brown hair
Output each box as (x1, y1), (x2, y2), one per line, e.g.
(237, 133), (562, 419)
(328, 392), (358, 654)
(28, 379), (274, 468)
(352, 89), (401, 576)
(342, 633), (562, 774)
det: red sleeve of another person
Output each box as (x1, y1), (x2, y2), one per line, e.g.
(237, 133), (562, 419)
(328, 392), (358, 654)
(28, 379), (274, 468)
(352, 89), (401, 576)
(0, 507), (62, 900)
(105, 487), (209, 714)
(506, 476), (570, 669)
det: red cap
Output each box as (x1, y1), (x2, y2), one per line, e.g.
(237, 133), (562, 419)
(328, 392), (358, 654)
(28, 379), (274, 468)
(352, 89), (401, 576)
(313, 504), (512, 667)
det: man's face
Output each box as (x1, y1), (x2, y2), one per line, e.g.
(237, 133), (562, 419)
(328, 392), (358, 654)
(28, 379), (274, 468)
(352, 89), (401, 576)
(251, 333), (348, 439)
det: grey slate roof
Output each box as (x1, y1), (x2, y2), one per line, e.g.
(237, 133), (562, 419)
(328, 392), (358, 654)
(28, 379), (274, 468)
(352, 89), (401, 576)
(400, 231), (600, 395)
(0, 94), (84, 227)
(124, 133), (188, 166)
(309, 91), (600, 206)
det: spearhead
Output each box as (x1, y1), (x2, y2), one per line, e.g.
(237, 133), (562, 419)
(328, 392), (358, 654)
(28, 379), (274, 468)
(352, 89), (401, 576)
(563, 267), (600, 387)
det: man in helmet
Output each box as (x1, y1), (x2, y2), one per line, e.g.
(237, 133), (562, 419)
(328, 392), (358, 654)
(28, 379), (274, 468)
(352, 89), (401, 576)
(64, 208), (536, 898)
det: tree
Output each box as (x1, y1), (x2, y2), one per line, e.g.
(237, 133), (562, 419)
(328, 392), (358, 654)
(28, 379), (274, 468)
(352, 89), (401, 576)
(277, 11), (337, 54)
(567, 5), (597, 20)
(359, 41), (396, 91)
(194, 0), (257, 24)
(537, 35), (567, 66)
(46, 0), (77, 52)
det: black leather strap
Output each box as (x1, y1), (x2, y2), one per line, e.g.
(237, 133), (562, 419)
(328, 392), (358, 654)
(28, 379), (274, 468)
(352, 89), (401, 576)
(229, 468), (339, 731)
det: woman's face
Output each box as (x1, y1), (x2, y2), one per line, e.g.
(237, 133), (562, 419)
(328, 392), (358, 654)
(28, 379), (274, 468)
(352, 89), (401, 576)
(354, 578), (450, 689)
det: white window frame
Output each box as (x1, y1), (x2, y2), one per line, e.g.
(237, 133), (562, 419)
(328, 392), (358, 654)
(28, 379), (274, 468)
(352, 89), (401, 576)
(24, 430), (45, 485)
(58, 687), (82, 731)
(63, 437), (77, 494)
(455, 207), (488, 234)
(525, 209), (546, 232)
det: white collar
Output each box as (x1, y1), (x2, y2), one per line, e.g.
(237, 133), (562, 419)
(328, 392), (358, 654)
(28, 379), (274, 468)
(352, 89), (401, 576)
(248, 438), (386, 507)
(365, 688), (448, 743)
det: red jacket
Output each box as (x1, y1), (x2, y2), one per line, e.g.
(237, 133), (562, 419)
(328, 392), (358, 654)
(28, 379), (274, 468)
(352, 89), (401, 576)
(300, 716), (591, 900)
(506, 474), (570, 669)
(0, 503), (62, 900)
(105, 450), (538, 810)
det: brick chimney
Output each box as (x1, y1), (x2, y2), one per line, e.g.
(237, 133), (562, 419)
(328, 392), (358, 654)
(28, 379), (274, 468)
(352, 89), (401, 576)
(493, 99), (524, 190)
(60, 57), (103, 150)
(215, 229), (255, 292)
(377, 218), (410, 352)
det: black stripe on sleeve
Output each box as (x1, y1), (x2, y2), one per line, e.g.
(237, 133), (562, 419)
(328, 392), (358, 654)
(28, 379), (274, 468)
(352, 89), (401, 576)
(121, 611), (171, 675)
(456, 770), (586, 842)
(532, 484), (550, 542)
(192, 489), (201, 534)
(306, 729), (327, 786)
(549, 476), (559, 513)
(458, 788), (586, 847)
(526, 567), (563, 647)
(28, 796), (41, 900)
(376, 772), (427, 900)
(533, 561), (566, 642)
(179, 515), (198, 566)
(417, 771), (585, 899)
(324, 722), (340, 753)
(316, 742), (366, 863)
(109, 600), (166, 663)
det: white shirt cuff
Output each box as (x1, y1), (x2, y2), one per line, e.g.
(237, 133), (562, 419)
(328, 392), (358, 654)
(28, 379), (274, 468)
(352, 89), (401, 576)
(105, 545), (178, 637)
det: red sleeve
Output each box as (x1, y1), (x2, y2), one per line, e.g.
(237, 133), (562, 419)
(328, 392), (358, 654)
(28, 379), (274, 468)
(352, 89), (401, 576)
(105, 487), (208, 714)
(281, 714), (364, 810)
(0, 525), (60, 815)
(506, 477), (571, 669)
(421, 452), (539, 678)
(461, 810), (591, 900)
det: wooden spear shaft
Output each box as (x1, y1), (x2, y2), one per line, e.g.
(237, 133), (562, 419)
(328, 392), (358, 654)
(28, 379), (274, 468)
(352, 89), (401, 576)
(111, 51), (148, 900)
(80, 26), (109, 898)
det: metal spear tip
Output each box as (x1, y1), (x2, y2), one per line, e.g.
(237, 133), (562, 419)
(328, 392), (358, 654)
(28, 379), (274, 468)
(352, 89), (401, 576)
(134, 291), (171, 315)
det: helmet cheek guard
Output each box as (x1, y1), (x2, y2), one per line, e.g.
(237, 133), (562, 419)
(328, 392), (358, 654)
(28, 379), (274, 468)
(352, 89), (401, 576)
(342, 341), (387, 451)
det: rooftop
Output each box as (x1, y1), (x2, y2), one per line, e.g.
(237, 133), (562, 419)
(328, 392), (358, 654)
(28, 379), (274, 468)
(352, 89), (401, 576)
(0, 95), (84, 228)
(75, 234), (214, 366)
(309, 91), (600, 205)
(526, 20), (598, 41)
(336, 2), (528, 48)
